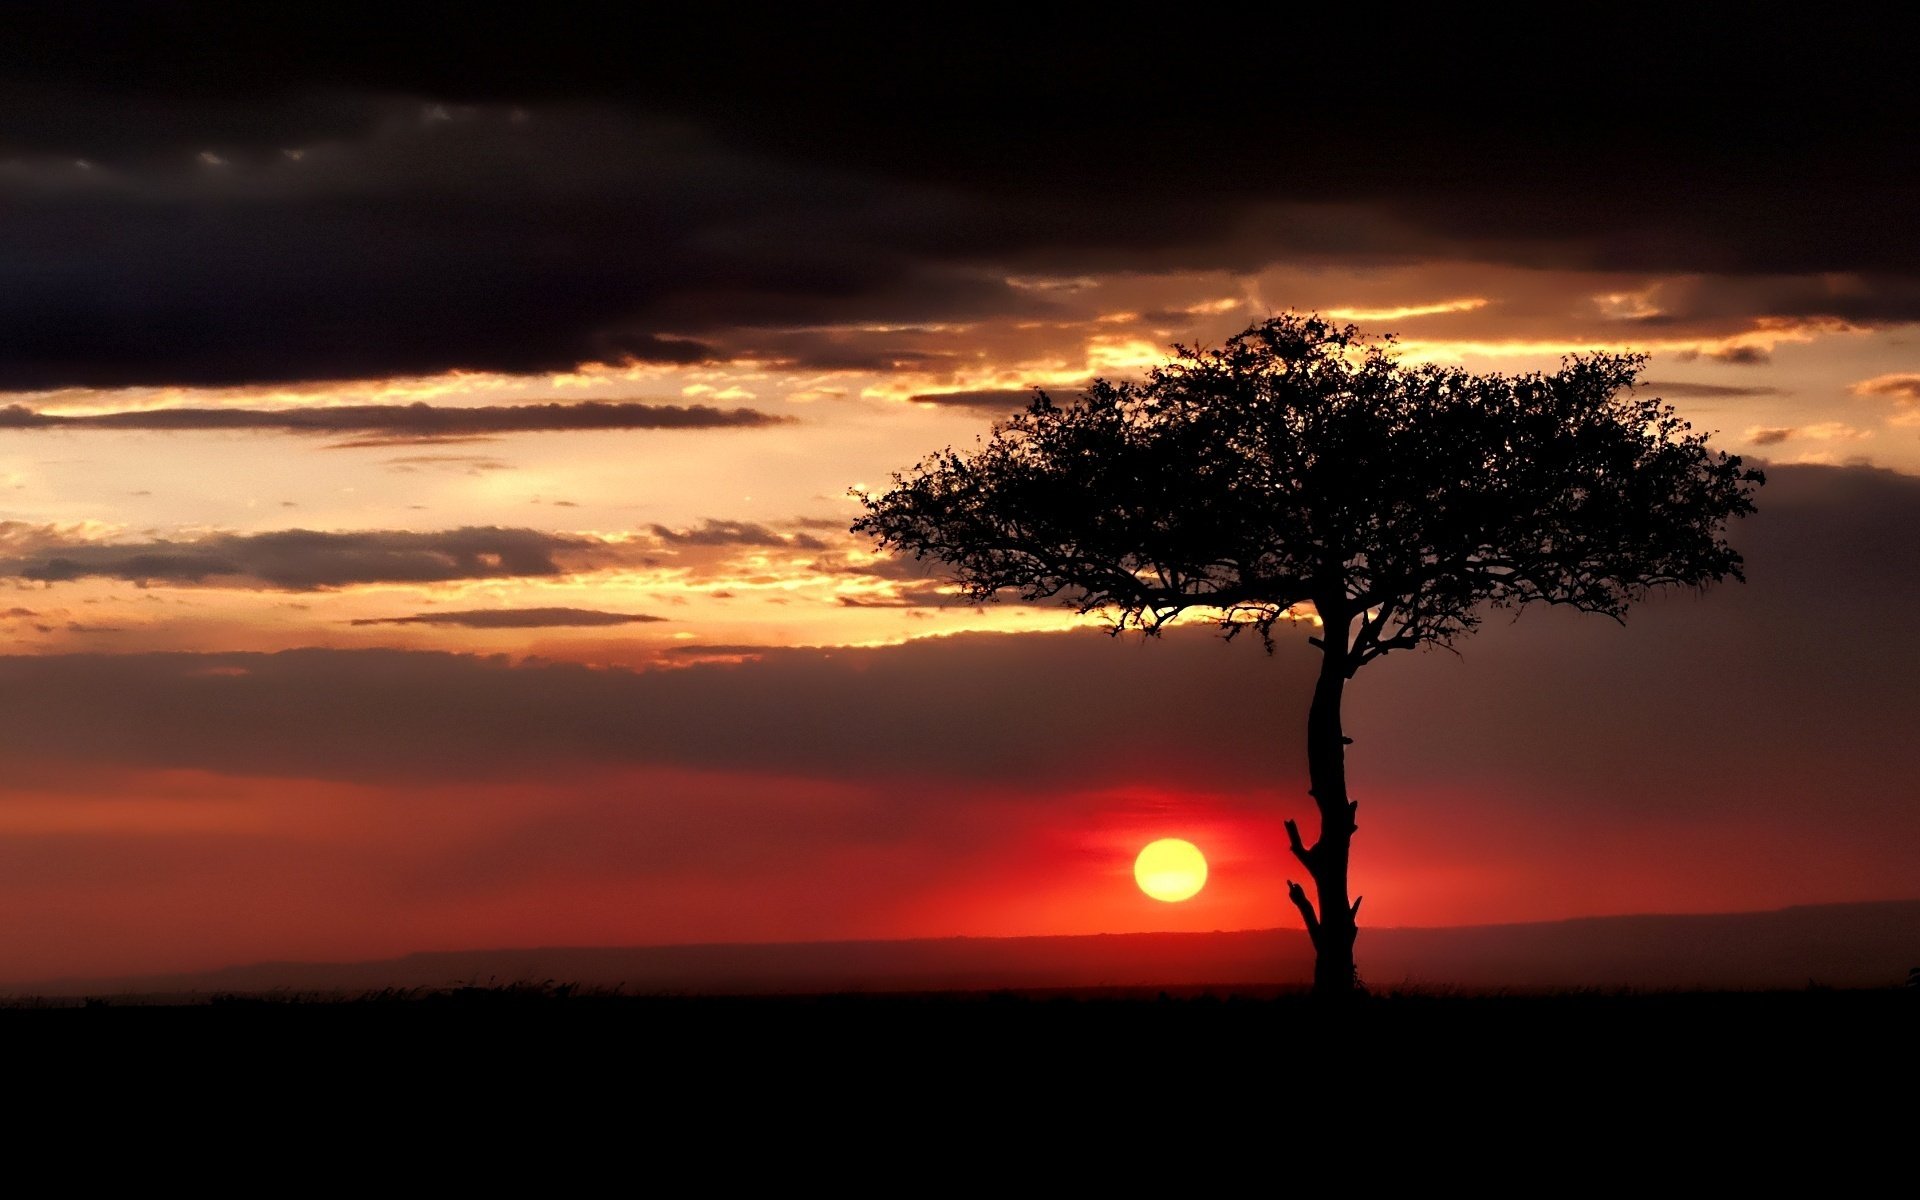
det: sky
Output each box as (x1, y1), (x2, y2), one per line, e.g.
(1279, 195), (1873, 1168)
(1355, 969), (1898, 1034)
(0, 10), (1915, 982)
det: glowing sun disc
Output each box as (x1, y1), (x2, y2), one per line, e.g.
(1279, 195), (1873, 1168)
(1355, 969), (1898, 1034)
(1134, 838), (1208, 902)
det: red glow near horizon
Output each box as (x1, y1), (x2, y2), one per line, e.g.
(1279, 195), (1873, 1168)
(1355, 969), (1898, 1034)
(0, 759), (1916, 985)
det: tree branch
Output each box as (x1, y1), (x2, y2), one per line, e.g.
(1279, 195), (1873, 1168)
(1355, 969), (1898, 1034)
(1287, 879), (1321, 946)
(1284, 818), (1315, 870)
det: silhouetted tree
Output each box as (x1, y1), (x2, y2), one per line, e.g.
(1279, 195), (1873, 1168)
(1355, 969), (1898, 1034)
(855, 314), (1763, 997)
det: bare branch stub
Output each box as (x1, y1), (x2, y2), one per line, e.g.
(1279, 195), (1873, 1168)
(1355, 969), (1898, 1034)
(1287, 879), (1321, 947)
(1285, 818), (1316, 870)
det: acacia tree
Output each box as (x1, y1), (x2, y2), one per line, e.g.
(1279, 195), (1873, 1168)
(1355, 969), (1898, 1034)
(854, 314), (1763, 997)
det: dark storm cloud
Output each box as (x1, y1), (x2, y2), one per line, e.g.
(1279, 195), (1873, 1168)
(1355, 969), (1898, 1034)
(1619, 274), (1920, 333)
(0, 94), (1038, 389)
(0, 401), (789, 434)
(0, 467), (1911, 814)
(348, 608), (666, 628)
(0, 526), (595, 589)
(0, 7), (1915, 387)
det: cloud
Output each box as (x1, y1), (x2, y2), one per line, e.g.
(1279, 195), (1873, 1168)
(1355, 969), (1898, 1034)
(0, 464), (1906, 789)
(1744, 423), (1872, 447)
(908, 389), (1084, 409)
(0, 94), (1037, 389)
(1852, 374), (1920, 404)
(1851, 375), (1920, 426)
(1856, 376), (1920, 400)
(1643, 380), (1784, 399)
(807, 548), (992, 609)
(0, 632), (1299, 788)
(0, 516), (853, 592)
(380, 454), (513, 474)
(647, 519), (830, 550)
(1580, 274), (1920, 334)
(1340, 465), (1920, 867)
(0, 13), (1914, 388)
(836, 584), (977, 609)
(0, 401), (789, 435)
(0, 525), (596, 589)
(1670, 346), (1775, 366)
(348, 607), (667, 628)
(663, 643), (779, 657)
(326, 435), (499, 448)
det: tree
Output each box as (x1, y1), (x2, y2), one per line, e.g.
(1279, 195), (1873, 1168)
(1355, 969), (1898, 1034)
(853, 314), (1764, 997)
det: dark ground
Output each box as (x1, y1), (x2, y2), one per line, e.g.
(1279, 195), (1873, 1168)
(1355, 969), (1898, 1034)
(5, 986), (1909, 1181)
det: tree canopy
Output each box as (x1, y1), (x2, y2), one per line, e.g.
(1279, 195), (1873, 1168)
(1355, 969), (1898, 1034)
(855, 315), (1763, 669)
(855, 313), (1762, 997)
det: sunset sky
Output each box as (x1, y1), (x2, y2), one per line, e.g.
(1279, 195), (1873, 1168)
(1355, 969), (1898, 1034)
(0, 10), (1915, 983)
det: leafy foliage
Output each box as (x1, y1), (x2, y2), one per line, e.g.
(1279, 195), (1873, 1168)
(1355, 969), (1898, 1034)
(855, 315), (1762, 672)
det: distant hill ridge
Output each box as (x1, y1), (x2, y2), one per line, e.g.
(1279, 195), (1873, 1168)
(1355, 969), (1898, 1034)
(14, 899), (1919, 998)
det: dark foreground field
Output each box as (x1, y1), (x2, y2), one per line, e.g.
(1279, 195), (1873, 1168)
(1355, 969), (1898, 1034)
(11, 985), (1913, 1089)
(6, 986), (1910, 1181)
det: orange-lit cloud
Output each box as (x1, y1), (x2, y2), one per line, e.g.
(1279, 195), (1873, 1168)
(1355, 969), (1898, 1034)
(1853, 373), (1920, 425)
(1325, 298), (1489, 321)
(348, 607), (666, 628)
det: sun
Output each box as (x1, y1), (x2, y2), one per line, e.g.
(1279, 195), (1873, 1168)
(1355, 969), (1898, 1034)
(1134, 838), (1208, 902)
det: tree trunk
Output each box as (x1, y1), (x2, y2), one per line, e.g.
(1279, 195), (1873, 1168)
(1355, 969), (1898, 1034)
(1286, 611), (1361, 999)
